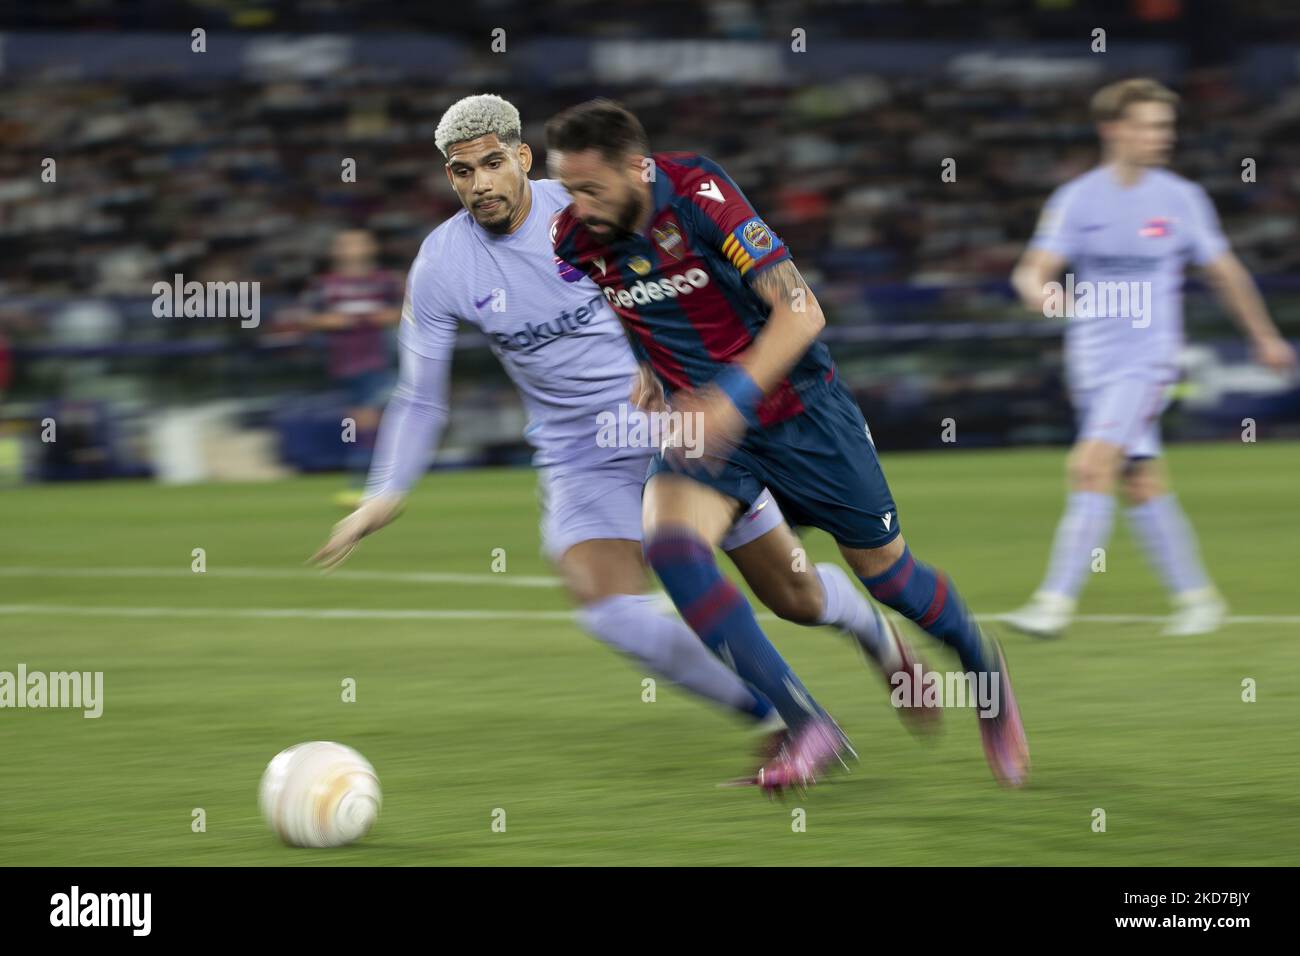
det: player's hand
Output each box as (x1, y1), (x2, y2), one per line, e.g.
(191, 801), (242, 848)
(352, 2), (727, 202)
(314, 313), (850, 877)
(1022, 289), (1051, 316)
(1252, 334), (1298, 373)
(663, 385), (746, 473)
(629, 364), (667, 413)
(310, 493), (405, 571)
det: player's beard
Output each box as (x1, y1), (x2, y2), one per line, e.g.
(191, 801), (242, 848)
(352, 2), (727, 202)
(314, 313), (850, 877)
(620, 190), (647, 234)
(473, 195), (514, 234)
(587, 189), (646, 239)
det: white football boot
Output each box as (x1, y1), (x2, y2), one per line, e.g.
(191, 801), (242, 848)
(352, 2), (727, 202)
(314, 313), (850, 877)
(1001, 591), (1076, 639)
(1163, 588), (1227, 636)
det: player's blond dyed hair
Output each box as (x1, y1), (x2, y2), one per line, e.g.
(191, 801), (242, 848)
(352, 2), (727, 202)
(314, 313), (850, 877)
(1090, 78), (1180, 123)
(435, 93), (522, 158)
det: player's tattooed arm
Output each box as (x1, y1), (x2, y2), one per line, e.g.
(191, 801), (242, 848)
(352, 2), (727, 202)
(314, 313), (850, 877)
(750, 260), (812, 312)
(735, 259), (825, 395)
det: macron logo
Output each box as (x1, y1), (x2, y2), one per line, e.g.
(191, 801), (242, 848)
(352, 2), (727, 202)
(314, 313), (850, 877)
(882, 512), (892, 531)
(697, 180), (725, 203)
(593, 257), (607, 277)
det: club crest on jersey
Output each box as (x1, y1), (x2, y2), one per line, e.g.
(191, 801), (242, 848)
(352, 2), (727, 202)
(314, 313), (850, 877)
(628, 256), (653, 276)
(724, 218), (784, 275)
(653, 221), (684, 260)
(741, 219), (774, 254)
(1139, 217), (1172, 238)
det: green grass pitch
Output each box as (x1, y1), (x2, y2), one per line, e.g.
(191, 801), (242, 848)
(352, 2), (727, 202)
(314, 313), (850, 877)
(1, 441), (1297, 865)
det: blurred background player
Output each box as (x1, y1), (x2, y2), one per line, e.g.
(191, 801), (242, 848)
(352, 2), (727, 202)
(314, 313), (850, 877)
(1006, 78), (1297, 639)
(548, 99), (1024, 791)
(311, 95), (934, 766)
(299, 229), (404, 508)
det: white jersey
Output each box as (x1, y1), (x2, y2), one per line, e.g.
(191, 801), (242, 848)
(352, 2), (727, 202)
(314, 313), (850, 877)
(1029, 165), (1228, 389)
(401, 178), (640, 467)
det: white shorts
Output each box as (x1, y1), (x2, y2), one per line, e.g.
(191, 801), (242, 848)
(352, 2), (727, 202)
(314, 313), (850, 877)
(538, 454), (786, 560)
(1072, 377), (1172, 459)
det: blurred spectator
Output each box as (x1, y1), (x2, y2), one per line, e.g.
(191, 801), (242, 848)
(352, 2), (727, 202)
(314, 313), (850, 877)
(3, 64), (1298, 314)
(281, 229), (402, 504)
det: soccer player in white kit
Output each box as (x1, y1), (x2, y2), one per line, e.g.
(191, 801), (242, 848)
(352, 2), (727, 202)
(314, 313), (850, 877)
(311, 95), (929, 743)
(1006, 78), (1296, 638)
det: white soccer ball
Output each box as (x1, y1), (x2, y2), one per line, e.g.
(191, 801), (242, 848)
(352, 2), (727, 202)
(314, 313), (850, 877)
(259, 741), (381, 848)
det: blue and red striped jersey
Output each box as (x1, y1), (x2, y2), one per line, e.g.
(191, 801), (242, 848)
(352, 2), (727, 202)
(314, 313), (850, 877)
(550, 152), (834, 425)
(305, 270), (404, 378)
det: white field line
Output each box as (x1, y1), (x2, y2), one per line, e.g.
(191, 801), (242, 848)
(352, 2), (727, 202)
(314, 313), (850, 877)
(0, 565), (559, 587)
(0, 603), (1298, 625)
(0, 566), (1296, 624)
(0, 604), (576, 622)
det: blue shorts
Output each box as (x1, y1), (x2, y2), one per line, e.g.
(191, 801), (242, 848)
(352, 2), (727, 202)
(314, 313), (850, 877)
(648, 377), (900, 550)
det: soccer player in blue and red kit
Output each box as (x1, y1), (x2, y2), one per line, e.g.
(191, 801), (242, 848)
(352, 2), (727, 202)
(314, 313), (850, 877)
(548, 99), (1028, 791)
(301, 229), (404, 507)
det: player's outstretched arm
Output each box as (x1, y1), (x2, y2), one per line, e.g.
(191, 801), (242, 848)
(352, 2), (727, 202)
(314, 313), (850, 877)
(310, 342), (453, 570)
(1011, 248), (1067, 314)
(1202, 252), (1297, 372)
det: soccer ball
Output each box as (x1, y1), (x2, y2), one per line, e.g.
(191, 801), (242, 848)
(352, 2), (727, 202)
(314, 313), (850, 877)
(258, 741), (381, 848)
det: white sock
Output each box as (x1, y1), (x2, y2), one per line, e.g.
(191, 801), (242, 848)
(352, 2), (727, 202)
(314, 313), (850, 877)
(1041, 491), (1115, 599)
(1126, 494), (1212, 598)
(814, 563), (901, 671)
(577, 593), (767, 720)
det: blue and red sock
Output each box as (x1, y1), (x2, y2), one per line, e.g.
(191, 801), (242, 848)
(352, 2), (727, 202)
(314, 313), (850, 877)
(645, 526), (823, 730)
(860, 545), (993, 675)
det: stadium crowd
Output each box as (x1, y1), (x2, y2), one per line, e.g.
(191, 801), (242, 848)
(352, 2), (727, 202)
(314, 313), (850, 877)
(3, 65), (1299, 319)
(2, 2), (1299, 474)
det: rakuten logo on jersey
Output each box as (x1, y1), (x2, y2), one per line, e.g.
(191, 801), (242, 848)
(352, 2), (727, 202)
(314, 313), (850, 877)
(603, 268), (710, 309)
